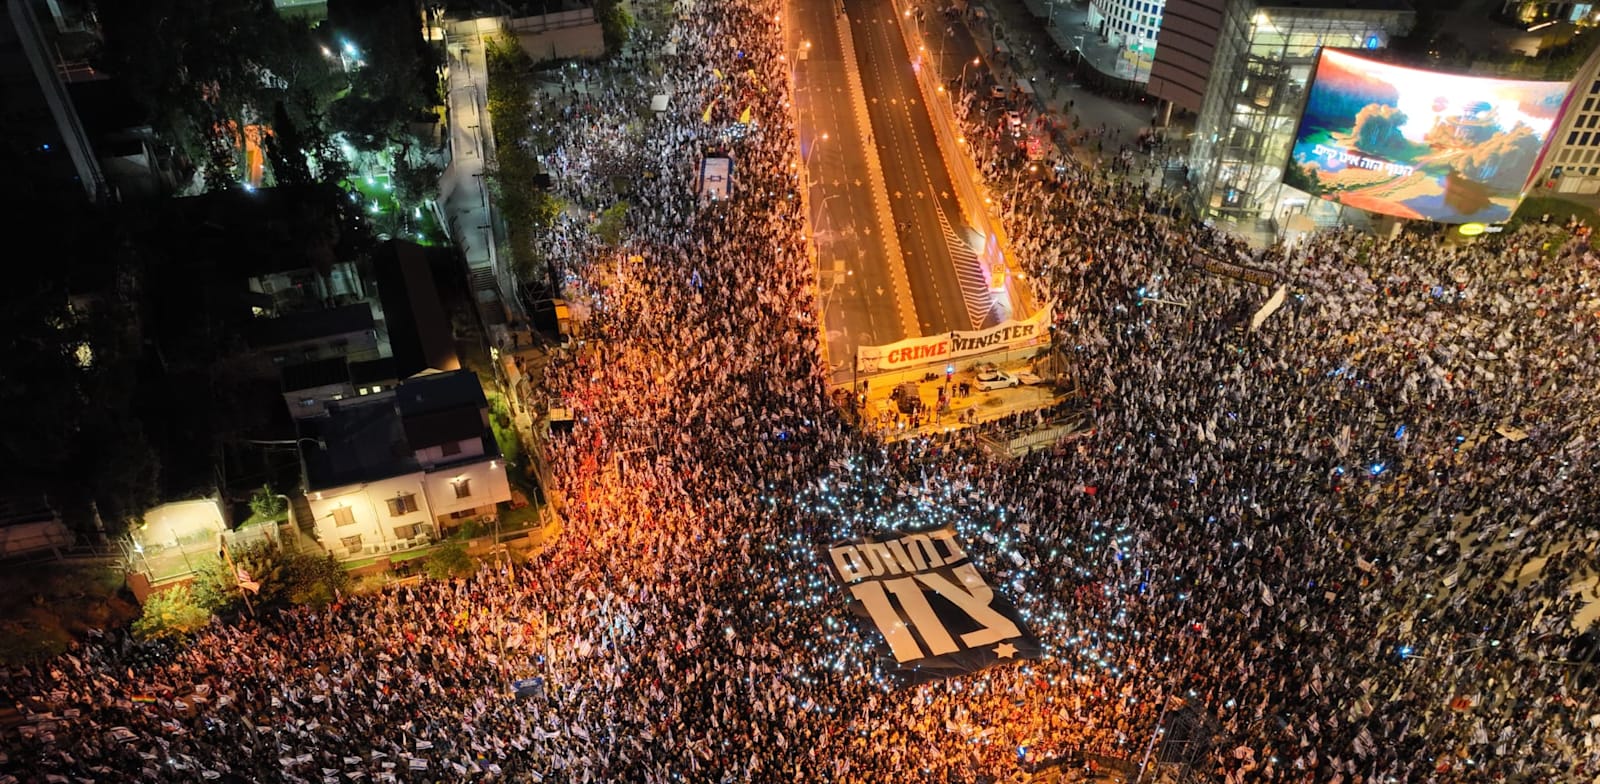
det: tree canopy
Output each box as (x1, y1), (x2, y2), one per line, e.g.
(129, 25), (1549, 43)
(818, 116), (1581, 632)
(95, 0), (336, 188)
(326, 0), (442, 151)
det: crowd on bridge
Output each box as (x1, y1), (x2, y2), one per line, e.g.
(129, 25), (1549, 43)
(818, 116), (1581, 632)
(5, 0), (1600, 780)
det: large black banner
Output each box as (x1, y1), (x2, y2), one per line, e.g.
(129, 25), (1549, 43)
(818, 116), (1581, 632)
(827, 526), (1041, 683)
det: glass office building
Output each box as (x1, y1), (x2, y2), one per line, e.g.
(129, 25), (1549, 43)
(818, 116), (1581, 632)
(1088, 0), (1166, 81)
(1182, 0), (1413, 226)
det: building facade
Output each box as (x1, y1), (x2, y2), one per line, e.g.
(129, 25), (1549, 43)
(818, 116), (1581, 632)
(2, 0), (104, 201)
(1159, 0), (1413, 225)
(1531, 45), (1600, 196)
(1088, 0), (1166, 81)
(305, 456), (510, 559)
(299, 370), (512, 559)
(1147, 0), (1227, 112)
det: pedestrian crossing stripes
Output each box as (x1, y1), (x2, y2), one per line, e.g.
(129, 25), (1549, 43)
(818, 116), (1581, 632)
(934, 199), (995, 330)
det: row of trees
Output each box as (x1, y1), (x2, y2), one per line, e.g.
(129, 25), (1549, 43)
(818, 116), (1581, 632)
(485, 34), (563, 289)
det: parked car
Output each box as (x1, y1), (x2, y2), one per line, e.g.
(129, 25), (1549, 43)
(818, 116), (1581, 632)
(1015, 371), (1044, 386)
(892, 382), (924, 413)
(988, 84), (1008, 100)
(974, 368), (1021, 391)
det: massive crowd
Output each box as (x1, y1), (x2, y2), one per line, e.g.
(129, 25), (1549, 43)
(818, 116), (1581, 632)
(5, 0), (1600, 781)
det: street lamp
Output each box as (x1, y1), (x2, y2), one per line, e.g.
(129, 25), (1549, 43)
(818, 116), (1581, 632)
(813, 191), (843, 256)
(806, 132), (829, 170)
(961, 56), (980, 91)
(822, 265), (851, 322)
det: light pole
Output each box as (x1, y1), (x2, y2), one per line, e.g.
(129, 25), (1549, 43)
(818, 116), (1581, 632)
(805, 132), (829, 171)
(815, 192), (842, 235)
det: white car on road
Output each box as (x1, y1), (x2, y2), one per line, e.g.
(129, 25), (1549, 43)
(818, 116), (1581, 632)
(974, 368), (1021, 391)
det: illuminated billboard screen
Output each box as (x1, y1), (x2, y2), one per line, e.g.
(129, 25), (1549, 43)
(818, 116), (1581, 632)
(1286, 49), (1570, 224)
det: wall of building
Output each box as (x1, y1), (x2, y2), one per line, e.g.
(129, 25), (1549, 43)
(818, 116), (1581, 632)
(3, 0), (105, 201)
(307, 474), (435, 558)
(305, 456), (509, 558)
(414, 436), (487, 469)
(285, 381), (355, 419)
(423, 458), (510, 526)
(1531, 47), (1600, 196)
(1147, 0), (1229, 113)
(1090, 0), (1166, 58)
(1184, 4), (1412, 225)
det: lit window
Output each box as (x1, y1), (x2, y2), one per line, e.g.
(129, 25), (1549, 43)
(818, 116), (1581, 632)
(359, 386), (370, 395)
(387, 494), (419, 517)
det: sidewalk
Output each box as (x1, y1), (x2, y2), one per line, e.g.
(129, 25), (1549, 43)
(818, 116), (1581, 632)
(440, 24), (501, 293)
(1021, 0), (1150, 84)
(965, 0), (1155, 139)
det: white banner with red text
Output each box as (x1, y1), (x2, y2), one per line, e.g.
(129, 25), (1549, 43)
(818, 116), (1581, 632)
(855, 305), (1052, 373)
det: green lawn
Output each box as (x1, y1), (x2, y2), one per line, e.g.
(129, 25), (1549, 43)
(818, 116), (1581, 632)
(342, 547), (435, 571)
(1509, 196), (1600, 234)
(499, 500), (545, 531)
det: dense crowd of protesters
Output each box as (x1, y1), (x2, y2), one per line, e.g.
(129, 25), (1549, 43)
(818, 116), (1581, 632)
(4, 0), (1600, 781)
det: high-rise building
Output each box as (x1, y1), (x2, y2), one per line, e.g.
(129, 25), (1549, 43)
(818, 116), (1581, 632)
(1529, 46), (1600, 196)
(0, 0), (105, 202)
(1149, 0), (1413, 225)
(1145, 0), (1226, 114)
(1087, 0), (1167, 82)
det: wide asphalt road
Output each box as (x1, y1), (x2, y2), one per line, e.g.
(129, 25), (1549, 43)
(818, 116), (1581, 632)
(847, 0), (995, 335)
(790, 0), (909, 375)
